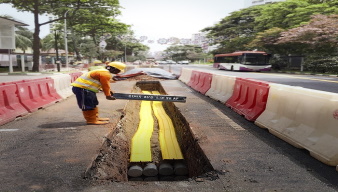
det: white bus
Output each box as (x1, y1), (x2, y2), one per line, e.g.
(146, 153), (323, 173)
(213, 51), (271, 72)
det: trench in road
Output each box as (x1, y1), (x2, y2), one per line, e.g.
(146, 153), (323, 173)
(84, 81), (214, 182)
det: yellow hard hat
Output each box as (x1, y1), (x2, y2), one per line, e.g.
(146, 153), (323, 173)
(107, 62), (126, 71)
(93, 60), (102, 64)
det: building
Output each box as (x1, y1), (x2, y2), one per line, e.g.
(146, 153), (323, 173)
(244, 0), (285, 7)
(190, 32), (217, 53)
(0, 16), (30, 72)
(48, 14), (58, 33)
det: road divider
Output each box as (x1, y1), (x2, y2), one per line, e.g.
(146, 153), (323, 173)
(187, 70), (200, 88)
(0, 83), (29, 125)
(69, 72), (83, 83)
(190, 71), (213, 94)
(178, 68), (193, 84)
(51, 74), (73, 99)
(255, 83), (338, 167)
(226, 78), (269, 121)
(205, 74), (236, 103)
(16, 78), (61, 113)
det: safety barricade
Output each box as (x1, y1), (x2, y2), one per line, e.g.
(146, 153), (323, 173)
(51, 74), (73, 99)
(190, 72), (213, 95)
(69, 72), (83, 83)
(1, 80), (26, 85)
(0, 84), (29, 126)
(178, 68), (193, 84)
(226, 78), (269, 121)
(205, 74), (236, 103)
(255, 84), (338, 167)
(187, 70), (200, 88)
(16, 78), (61, 113)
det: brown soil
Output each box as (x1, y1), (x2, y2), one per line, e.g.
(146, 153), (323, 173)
(123, 74), (166, 81)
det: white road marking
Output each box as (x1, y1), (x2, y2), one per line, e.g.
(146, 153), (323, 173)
(57, 127), (77, 130)
(0, 129), (19, 132)
(211, 108), (245, 131)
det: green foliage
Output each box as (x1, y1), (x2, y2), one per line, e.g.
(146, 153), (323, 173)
(269, 55), (289, 71)
(1, 0), (127, 71)
(163, 45), (203, 61)
(254, 0), (310, 31)
(203, 0), (338, 74)
(304, 56), (338, 73)
(276, 14), (338, 55)
(79, 41), (99, 58)
(41, 33), (64, 51)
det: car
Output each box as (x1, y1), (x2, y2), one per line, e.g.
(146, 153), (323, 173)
(179, 60), (189, 64)
(166, 60), (177, 64)
(157, 61), (167, 65)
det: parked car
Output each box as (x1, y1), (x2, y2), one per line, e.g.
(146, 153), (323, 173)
(157, 61), (167, 65)
(166, 60), (177, 64)
(179, 60), (189, 64)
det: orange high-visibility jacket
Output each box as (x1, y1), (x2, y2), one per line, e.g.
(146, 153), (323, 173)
(71, 69), (112, 96)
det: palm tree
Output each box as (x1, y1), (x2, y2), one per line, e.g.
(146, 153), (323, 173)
(15, 26), (33, 53)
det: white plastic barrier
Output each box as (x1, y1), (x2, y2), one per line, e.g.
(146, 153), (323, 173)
(51, 74), (73, 99)
(205, 74), (236, 103)
(178, 68), (193, 84)
(255, 83), (338, 166)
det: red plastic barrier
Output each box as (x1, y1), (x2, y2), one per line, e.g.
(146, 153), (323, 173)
(192, 72), (213, 94)
(225, 78), (270, 121)
(0, 84), (29, 125)
(187, 71), (200, 87)
(1, 80), (26, 85)
(34, 78), (62, 101)
(16, 78), (61, 113)
(69, 72), (83, 83)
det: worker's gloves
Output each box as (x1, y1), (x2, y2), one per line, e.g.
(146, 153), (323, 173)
(106, 95), (116, 100)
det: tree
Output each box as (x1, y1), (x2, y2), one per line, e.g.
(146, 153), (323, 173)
(246, 27), (286, 53)
(203, 0), (338, 56)
(163, 45), (203, 61)
(0, 0), (122, 71)
(15, 26), (33, 53)
(202, 5), (263, 53)
(67, 8), (129, 60)
(276, 14), (338, 55)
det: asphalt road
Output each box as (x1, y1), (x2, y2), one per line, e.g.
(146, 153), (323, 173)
(1, 69), (338, 191)
(166, 64), (338, 94)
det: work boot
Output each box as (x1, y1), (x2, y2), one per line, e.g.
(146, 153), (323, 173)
(94, 107), (110, 121)
(82, 110), (109, 125)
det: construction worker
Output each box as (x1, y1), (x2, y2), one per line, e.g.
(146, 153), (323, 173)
(71, 62), (126, 125)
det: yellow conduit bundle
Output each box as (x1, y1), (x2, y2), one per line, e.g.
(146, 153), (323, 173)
(130, 91), (154, 162)
(152, 91), (183, 160)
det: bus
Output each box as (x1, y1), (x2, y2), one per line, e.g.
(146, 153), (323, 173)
(213, 51), (271, 71)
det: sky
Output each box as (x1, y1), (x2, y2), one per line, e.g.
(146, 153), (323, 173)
(0, 1), (245, 53)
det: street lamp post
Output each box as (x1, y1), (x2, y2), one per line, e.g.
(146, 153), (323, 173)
(64, 10), (70, 70)
(124, 44), (127, 63)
